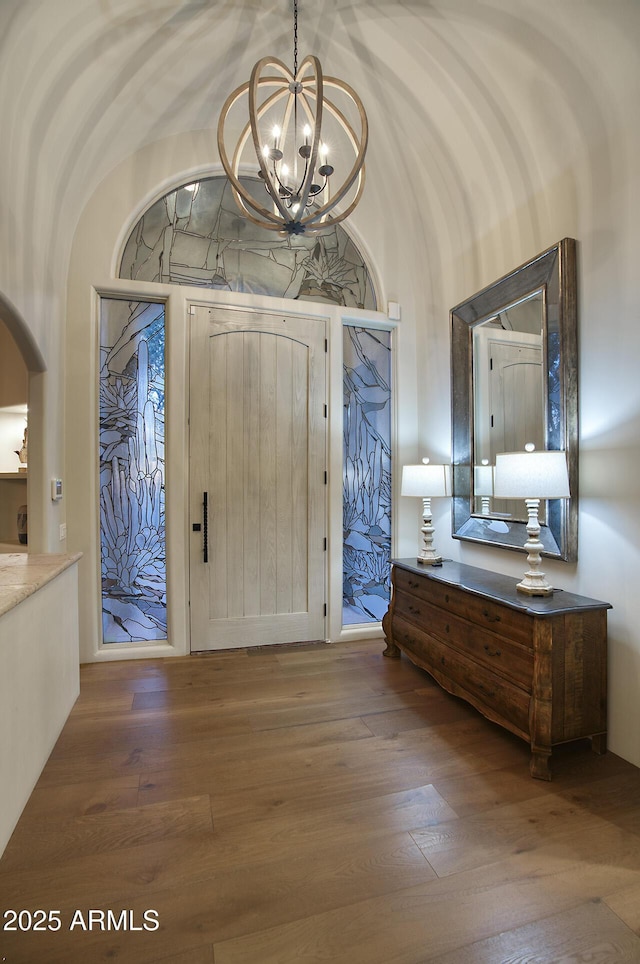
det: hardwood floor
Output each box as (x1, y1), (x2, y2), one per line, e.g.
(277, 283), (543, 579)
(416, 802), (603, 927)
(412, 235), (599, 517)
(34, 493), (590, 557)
(1, 638), (640, 963)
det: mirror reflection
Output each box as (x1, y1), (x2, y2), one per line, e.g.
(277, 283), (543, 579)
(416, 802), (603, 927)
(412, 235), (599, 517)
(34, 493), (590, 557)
(472, 290), (544, 521)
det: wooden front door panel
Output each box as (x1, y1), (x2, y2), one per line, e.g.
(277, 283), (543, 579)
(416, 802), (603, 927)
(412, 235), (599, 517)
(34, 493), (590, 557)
(190, 307), (327, 650)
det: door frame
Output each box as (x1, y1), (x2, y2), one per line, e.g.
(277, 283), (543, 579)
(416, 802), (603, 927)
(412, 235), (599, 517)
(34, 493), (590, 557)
(87, 283), (394, 662)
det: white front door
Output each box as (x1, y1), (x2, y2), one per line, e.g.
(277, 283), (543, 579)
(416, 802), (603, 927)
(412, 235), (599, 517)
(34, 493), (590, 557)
(488, 337), (543, 458)
(488, 334), (543, 517)
(189, 306), (327, 651)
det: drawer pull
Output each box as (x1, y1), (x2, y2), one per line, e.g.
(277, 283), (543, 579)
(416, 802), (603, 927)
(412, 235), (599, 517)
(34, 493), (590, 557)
(482, 608), (501, 624)
(484, 644), (501, 657)
(408, 605), (421, 616)
(408, 580), (419, 590)
(477, 682), (496, 698)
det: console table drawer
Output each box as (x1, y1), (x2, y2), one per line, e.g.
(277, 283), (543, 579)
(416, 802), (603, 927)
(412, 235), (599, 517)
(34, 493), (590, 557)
(393, 588), (534, 688)
(393, 566), (533, 648)
(393, 615), (531, 738)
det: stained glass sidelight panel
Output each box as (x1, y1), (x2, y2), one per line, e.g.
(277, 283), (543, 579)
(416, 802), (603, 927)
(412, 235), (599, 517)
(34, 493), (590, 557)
(343, 326), (392, 625)
(99, 299), (166, 643)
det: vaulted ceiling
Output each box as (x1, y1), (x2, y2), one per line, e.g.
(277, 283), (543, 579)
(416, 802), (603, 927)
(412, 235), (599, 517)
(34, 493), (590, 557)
(0, 0), (637, 345)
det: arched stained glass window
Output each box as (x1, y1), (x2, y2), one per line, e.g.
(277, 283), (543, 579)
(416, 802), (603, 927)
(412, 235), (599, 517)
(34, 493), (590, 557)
(119, 176), (377, 310)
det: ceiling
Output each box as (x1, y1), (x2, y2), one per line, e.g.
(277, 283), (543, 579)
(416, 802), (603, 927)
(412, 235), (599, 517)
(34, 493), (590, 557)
(0, 0), (637, 346)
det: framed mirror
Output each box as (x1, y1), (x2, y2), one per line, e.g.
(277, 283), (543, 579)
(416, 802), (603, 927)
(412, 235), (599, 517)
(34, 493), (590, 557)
(451, 238), (578, 561)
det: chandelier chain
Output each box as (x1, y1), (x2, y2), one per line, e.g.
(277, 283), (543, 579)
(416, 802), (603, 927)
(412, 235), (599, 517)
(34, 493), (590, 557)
(293, 0), (298, 75)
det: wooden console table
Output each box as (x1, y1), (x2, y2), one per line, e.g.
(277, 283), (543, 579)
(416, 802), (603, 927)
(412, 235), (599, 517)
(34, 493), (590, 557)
(382, 559), (610, 779)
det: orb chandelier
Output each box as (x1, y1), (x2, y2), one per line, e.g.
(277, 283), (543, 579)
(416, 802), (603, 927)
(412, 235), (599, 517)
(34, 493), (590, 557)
(217, 0), (368, 235)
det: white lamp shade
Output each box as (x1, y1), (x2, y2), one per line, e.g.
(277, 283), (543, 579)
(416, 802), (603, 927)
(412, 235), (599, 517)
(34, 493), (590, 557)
(474, 463), (494, 496)
(401, 463), (450, 498)
(493, 449), (570, 499)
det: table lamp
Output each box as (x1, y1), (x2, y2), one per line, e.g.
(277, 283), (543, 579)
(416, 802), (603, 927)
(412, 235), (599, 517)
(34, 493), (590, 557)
(474, 459), (494, 515)
(401, 459), (450, 565)
(493, 444), (570, 595)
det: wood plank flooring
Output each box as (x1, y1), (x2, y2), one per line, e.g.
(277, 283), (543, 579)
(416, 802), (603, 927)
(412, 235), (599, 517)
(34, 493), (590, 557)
(1, 638), (640, 963)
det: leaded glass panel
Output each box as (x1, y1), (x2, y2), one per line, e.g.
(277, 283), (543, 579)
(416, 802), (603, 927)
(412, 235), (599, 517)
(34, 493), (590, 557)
(120, 176), (376, 310)
(99, 298), (166, 643)
(343, 326), (392, 625)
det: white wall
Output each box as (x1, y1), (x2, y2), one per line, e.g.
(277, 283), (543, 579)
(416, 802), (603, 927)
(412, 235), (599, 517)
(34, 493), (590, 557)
(285, 2), (640, 765)
(0, 565), (80, 856)
(354, 4), (640, 767)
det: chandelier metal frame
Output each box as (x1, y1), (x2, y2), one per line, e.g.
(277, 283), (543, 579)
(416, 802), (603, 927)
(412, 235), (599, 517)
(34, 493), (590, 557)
(217, 4), (368, 235)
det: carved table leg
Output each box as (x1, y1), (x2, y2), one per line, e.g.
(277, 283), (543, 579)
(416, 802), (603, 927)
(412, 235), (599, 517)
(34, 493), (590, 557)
(591, 733), (607, 755)
(382, 610), (400, 659)
(383, 638), (400, 659)
(530, 747), (552, 781)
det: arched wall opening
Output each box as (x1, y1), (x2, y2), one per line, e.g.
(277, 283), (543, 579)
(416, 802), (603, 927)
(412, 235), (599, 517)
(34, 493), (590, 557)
(0, 293), (46, 554)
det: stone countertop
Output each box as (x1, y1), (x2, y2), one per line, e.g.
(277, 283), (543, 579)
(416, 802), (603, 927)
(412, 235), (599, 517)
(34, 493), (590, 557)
(0, 553), (82, 617)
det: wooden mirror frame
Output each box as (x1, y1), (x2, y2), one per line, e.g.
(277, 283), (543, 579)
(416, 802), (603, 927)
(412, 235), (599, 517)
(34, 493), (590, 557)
(450, 238), (578, 561)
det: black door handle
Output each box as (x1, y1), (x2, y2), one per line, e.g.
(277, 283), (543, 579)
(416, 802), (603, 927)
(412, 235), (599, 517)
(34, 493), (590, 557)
(203, 491), (208, 563)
